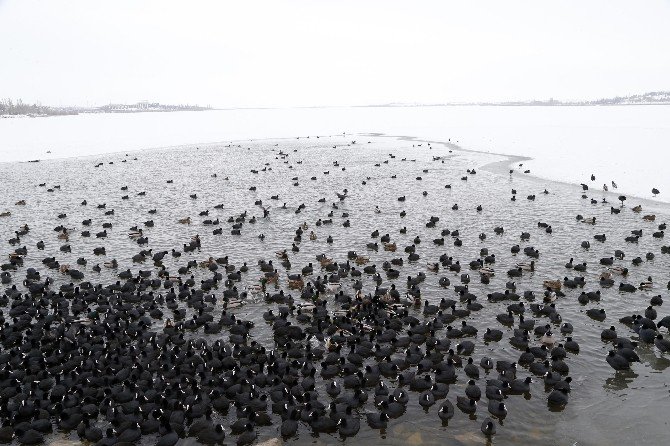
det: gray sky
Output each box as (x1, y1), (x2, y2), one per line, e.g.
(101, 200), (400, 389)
(1, 0), (669, 107)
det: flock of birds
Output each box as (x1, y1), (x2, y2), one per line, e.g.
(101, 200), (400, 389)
(0, 136), (669, 446)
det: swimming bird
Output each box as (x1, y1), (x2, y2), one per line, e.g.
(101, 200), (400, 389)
(366, 412), (389, 429)
(488, 401), (507, 418)
(478, 418), (495, 437)
(547, 388), (569, 407)
(456, 396), (477, 414)
(606, 351), (630, 370)
(438, 400), (455, 421)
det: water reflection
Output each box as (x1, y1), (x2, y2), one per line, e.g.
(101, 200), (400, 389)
(604, 370), (639, 391)
(648, 356), (670, 371)
(546, 402), (566, 413)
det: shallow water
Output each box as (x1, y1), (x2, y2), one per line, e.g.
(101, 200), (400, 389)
(2, 105), (670, 203)
(1, 134), (669, 446)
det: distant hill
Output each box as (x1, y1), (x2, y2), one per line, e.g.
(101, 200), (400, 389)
(487, 91), (670, 106)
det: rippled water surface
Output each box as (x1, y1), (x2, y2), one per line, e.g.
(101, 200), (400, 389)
(1, 135), (669, 446)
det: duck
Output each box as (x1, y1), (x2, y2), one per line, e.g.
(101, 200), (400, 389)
(543, 280), (561, 291)
(516, 260), (535, 271)
(639, 277), (653, 290)
(609, 265), (628, 275)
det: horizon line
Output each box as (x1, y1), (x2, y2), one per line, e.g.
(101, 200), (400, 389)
(3, 89), (670, 112)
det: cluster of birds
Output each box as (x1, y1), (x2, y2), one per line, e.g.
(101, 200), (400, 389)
(0, 137), (669, 446)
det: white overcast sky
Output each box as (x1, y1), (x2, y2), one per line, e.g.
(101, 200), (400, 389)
(1, 0), (669, 107)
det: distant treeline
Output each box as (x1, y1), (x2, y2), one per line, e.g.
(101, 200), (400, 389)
(481, 91), (670, 106)
(0, 98), (78, 116)
(581, 91), (670, 105)
(97, 102), (211, 112)
(365, 91), (670, 108)
(1, 98), (211, 116)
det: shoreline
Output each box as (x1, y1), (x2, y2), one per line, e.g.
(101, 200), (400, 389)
(7, 129), (670, 212)
(0, 108), (211, 120)
(363, 132), (670, 212)
(4, 102), (670, 119)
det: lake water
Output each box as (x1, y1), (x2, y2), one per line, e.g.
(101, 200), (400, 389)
(1, 105), (670, 203)
(0, 109), (669, 446)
